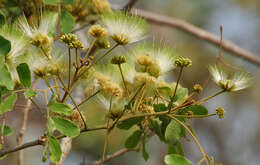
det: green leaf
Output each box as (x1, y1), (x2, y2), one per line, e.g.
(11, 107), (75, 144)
(62, 0), (74, 4)
(51, 117), (80, 138)
(0, 86), (10, 103)
(48, 136), (62, 163)
(159, 115), (171, 138)
(149, 120), (164, 141)
(164, 154), (192, 165)
(174, 87), (188, 105)
(24, 89), (38, 99)
(168, 141), (184, 156)
(0, 125), (13, 136)
(117, 117), (144, 130)
(16, 63), (31, 88)
(43, 0), (58, 5)
(182, 105), (208, 115)
(0, 12), (5, 28)
(0, 35), (11, 56)
(60, 10), (75, 33)
(165, 120), (182, 145)
(0, 64), (13, 90)
(153, 103), (167, 112)
(142, 134), (149, 161)
(48, 100), (73, 116)
(0, 93), (17, 115)
(125, 130), (142, 148)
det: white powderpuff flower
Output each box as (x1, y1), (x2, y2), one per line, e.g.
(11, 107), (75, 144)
(0, 25), (29, 84)
(131, 43), (178, 76)
(209, 65), (252, 91)
(28, 47), (66, 78)
(101, 11), (148, 45)
(17, 11), (58, 49)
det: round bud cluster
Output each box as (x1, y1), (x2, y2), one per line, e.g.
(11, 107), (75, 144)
(92, 0), (112, 14)
(111, 56), (126, 65)
(136, 55), (155, 66)
(96, 73), (123, 98)
(31, 33), (52, 48)
(216, 107), (225, 119)
(112, 34), (129, 45)
(174, 56), (192, 67)
(60, 33), (84, 49)
(88, 25), (107, 38)
(193, 84), (203, 93)
(134, 72), (156, 86)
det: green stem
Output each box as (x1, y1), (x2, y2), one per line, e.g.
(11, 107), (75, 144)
(102, 96), (113, 164)
(57, 74), (87, 129)
(172, 66), (184, 99)
(88, 43), (119, 69)
(118, 64), (129, 99)
(43, 78), (55, 96)
(196, 89), (226, 105)
(68, 47), (71, 89)
(73, 90), (101, 109)
(167, 115), (210, 165)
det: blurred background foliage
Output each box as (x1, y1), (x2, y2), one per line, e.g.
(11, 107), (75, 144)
(0, 0), (260, 165)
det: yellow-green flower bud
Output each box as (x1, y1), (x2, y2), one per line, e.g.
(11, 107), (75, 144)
(175, 56), (192, 67)
(60, 33), (77, 45)
(112, 34), (129, 45)
(193, 84), (203, 93)
(31, 33), (52, 48)
(88, 25), (107, 38)
(216, 107), (225, 119)
(111, 56), (126, 65)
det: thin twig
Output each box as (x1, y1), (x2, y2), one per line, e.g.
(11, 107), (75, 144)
(1, 113), (7, 145)
(94, 148), (138, 165)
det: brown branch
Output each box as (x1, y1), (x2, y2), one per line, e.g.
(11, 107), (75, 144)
(132, 8), (260, 66)
(18, 79), (38, 165)
(123, 0), (138, 10)
(1, 113), (7, 145)
(93, 148), (138, 165)
(0, 125), (107, 157)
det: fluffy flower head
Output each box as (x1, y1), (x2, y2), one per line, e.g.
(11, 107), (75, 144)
(101, 11), (148, 45)
(209, 65), (252, 91)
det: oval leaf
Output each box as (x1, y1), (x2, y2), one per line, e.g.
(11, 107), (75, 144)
(117, 117), (144, 130)
(183, 105), (208, 115)
(0, 125), (13, 136)
(48, 136), (62, 163)
(51, 117), (80, 138)
(165, 120), (182, 145)
(0, 35), (11, 56)
(61, 10), (75, 34)
(125, 130), (142, 148)
(16, 63), (31, 88)
(0, 64), (13, 90)
(164, 154), (192, 165)
(0, 93), (17, 115)
(48, 101), (73, 116)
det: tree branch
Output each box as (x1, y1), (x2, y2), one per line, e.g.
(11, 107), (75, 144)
(93, 148), (138, 165)
(131, 8), (260, 66)
(123, 0), (138, 11)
